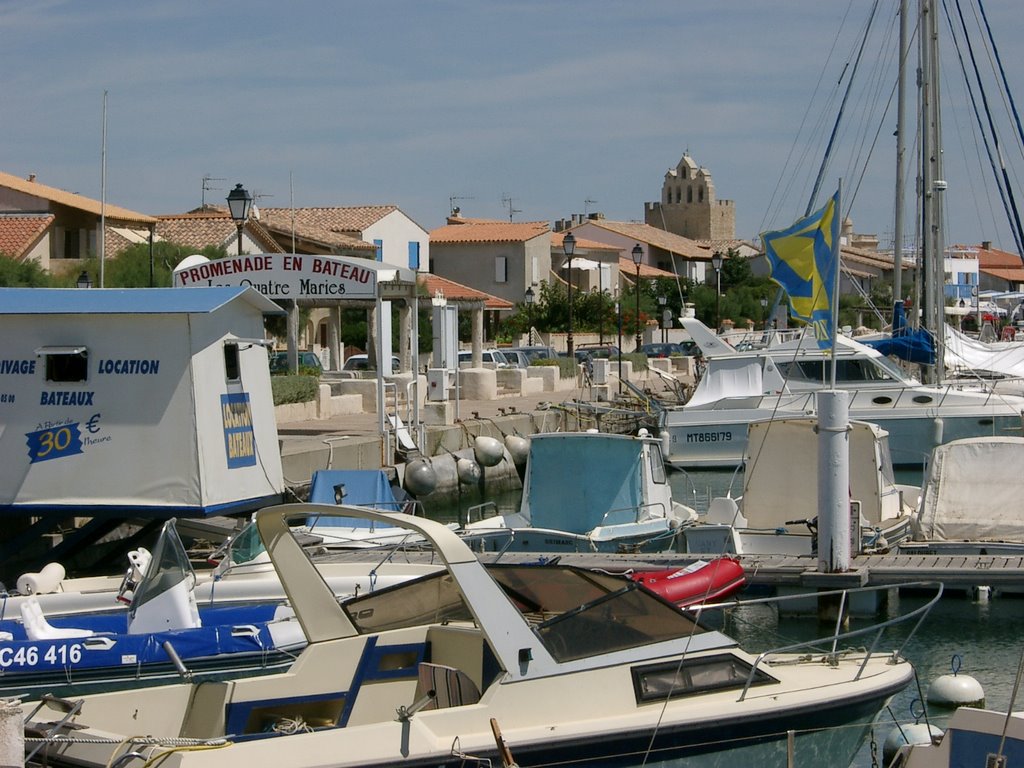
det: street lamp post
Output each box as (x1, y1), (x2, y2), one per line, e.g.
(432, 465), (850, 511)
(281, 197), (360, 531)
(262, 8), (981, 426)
(524, 286), (535, 346)
(631, 243), (643, 351)
(760, 296), (768, 330)
(711, 251), (724, 332)
(616, 301), (623, 394)
(658, 295), (667, 343)
(76, 270), (92, 289)
(226, 183), (253, 257)
(563, 232), (576, 358)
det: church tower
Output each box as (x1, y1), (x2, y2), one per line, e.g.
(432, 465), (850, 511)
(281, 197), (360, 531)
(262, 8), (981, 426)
(645, 152), (735, 240)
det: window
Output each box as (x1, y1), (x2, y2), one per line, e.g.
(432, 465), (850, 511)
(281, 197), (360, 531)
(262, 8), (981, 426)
(495, 255), (508, 283)
(223, 343), (240, 382)
(649, 444), (667, 484)
(632, 654), (777, 703)
(374, 239), (383, 262)
(63, 228), (81, 259)
(37, 346), (88, 382)
(408, 241), (420, 270)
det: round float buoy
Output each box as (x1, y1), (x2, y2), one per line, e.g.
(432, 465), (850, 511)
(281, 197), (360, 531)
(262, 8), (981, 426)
(928, 655), (985, 708)
(404, 458), (438, 497)
(504, 435), (530, 467)
(882, 722), (942, 764)
(473, 436), (505, 468)
(456, 457), (482, 485)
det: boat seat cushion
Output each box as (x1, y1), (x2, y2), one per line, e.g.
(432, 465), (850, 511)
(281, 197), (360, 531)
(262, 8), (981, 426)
(20, 598), (94, 641)
(415, 663), (480, 709)
(706, 497), (747, 528)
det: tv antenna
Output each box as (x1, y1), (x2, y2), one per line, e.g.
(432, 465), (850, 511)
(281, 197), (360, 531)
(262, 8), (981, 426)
(449, 195), (474, 215)
(584, 198), (598, 216)
(201, 175), (225, 209)
(502, 195), (522, 222)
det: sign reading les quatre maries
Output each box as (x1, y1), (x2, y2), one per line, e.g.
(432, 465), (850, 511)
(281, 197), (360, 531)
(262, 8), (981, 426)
(174, 254), (378, 299)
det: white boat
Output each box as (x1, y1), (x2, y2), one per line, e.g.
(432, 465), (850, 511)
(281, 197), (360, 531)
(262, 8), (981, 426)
(890, 706), (1024, 767)
(463, 429), (696, 553)
(22, 502), (935, 768)
(662, 317), (1024, 469)
(682, 417), (918, 556)
(900, 436), (1024, 556)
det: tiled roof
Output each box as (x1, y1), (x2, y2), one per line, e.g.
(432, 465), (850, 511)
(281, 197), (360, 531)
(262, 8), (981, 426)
(0, 171), (156, 224)
(584, 220), (709, 259)
(972, 243), (1024, 268)
(618, 257), (677, 278)
(419, 273), (514, 310)
(552, 231), (620, 253)
(983, 267), (1024, 282)
(431, 218), (550, 244)
(156, 212), (283, 253)
(693, 238), (759, 254)
(257, 208), (376, 252)
(0, 214), (53, 259)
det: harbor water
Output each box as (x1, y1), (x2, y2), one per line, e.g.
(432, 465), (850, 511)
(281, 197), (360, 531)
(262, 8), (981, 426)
(424, 467), (1023, 767)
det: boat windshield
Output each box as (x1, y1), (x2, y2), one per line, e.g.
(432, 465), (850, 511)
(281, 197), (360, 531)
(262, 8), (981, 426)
(342, 565), (706, 662)
(129, 520), (196, 611)
(778, 358), (907, 385)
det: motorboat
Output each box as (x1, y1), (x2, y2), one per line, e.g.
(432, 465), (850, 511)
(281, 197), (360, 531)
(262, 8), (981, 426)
(0, 519), (305, 700)
(681, 417), (918, 556)
(22, 502), (935, 768)
(890, 706), (1024, 767)
(900, 436), (1024, 556)
(662, 318), (1024, 469)
(462, 429), (697, 553)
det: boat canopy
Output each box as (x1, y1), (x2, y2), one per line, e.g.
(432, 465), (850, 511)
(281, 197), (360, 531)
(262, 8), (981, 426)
(913, 437), (1024, 542)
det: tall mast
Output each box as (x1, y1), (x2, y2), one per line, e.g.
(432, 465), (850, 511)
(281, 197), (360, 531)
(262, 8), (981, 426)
(893, 0), (908, 305)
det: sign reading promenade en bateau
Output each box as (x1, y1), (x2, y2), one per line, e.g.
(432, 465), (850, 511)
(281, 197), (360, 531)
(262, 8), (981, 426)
(173, 253), (381, 299)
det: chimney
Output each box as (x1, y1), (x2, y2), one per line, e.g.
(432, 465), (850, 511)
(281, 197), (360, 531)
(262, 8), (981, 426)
(27, 174), (36, 183)
(982, 240), (992, 250)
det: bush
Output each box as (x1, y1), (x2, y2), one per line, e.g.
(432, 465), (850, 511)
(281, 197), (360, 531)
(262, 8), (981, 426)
(624, 353), (648, 371)
(554, 358), (579, 379)
(271, 375), (319, 406)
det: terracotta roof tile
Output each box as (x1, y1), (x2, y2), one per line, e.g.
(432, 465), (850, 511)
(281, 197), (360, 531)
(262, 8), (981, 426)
(0, 171), (155, 224)
(0, 214), (53, 259)
(419, 274), (514, 310)
(257, 208), (376, 251)
(155, 213), (283, 253)
(552, 231), (620, 252)
(431, 219), (550, 244)
(617, 257), (676, 278)
(583, 220), (709, 259)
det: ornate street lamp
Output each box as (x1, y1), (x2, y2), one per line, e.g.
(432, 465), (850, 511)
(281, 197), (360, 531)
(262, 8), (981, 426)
(711, 251), (724, 332)
(631, 243), (643, 351)
(76, 270), (92, 289)
(524, 286), (535, 346)
(226, 183), (253, 257)
(658, 295), (667, 343)
(563, 232), (576, 357)
(760, 296), (769, 329)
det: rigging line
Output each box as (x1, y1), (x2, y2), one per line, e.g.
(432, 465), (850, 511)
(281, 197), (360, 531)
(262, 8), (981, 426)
(977, 0), (1024, 167)
(807, 0), (883, 216)
(946, 0), (1024, 255)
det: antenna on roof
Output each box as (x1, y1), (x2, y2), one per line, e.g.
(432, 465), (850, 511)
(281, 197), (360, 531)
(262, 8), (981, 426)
(202, 175), (225, 209)
(584, 198), (598, 216)
(449, 195), (473, 215)
(502, 195), (522, 222)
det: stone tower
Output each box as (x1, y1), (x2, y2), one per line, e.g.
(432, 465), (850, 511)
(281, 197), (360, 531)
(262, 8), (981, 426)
(645, 152), (735, 240)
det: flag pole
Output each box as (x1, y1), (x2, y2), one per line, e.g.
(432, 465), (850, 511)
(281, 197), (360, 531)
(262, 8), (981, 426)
(830, 179), (842, 390)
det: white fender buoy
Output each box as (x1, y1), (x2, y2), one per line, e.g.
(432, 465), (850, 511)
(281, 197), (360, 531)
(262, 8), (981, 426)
(473, 435), (505, 468)
(928, 656), (985, 708)
(17, 562), (66, 595)
(404, 458), (438, 497)
(882, 722), (942, 764)
(456, 457), (482, 485)
(504, 435), (530, 467)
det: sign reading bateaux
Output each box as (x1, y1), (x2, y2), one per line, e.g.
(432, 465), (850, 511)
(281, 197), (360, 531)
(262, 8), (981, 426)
(173, 253), (378, 299)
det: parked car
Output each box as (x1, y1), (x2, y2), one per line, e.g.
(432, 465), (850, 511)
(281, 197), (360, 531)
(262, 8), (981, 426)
(342, 354), (401, 372)
(640, 341), (701, 358)
(269, 350), (323, 374)
(504, 345), (558, 363)
(502, 350), (531, 369)
(457, 349), (511, 368)
(573, 344), (621, 363)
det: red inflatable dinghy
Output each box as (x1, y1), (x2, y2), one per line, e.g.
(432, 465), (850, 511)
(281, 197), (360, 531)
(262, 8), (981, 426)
(630, 557), (745, 608)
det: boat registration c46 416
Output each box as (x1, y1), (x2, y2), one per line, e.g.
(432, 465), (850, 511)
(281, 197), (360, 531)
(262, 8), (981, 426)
(684, 431), (734, 444)
(0, 643), (83, 668)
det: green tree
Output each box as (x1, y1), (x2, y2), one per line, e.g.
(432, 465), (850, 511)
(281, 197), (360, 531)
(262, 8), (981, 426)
(0, 255), (58, 287)
(100, 241), (228, 288)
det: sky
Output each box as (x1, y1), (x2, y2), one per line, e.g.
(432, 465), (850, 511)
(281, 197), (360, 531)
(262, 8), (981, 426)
(3, 0), (1024, 252)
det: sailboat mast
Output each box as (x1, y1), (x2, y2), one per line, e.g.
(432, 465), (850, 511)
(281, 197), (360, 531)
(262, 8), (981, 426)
(920, 0), (946, 382)
(893, 0), (908, 305)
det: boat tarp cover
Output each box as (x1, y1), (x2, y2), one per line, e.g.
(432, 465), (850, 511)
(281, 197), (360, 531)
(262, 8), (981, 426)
(945, 324), (1024, 378)
(913, 437), (1024, 542)
(307, 470), (402, 528)
(685, 359), (764, 407)
(524, 435), (643, 534)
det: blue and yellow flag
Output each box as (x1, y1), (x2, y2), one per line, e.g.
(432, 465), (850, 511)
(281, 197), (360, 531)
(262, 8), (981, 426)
(761, 190), (840, 349)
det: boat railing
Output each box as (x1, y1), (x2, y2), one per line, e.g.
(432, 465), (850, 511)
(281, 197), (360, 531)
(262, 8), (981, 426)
(596, 501), (668, 528)
(693, 581), (943, 702)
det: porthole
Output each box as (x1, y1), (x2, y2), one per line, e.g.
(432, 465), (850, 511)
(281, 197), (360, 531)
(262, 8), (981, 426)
(872, 396), (893, 405)
(912, 395), (933, 404)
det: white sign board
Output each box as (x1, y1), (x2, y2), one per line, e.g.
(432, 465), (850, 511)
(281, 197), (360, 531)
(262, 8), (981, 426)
(174, 253), (379, 300)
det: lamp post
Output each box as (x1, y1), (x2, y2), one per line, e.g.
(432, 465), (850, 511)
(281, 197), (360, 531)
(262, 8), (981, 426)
(563, 232), (576, 358)
(76, 270), (92, 289)
(760, 296), (768, 329)
(631, 243), (643, 351)
(658, 295), (667, 343)
(226, 183), (253, 257)
(524, 286), (535, 346)
(711, 251), (724, 332)
(616, 300), (623, 394)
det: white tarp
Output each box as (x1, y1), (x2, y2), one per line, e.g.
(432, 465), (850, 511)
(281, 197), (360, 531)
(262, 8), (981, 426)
(685, 359), (763, 408)
(945, 325), (1024, 378)
(913, 436), (1024, 542)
